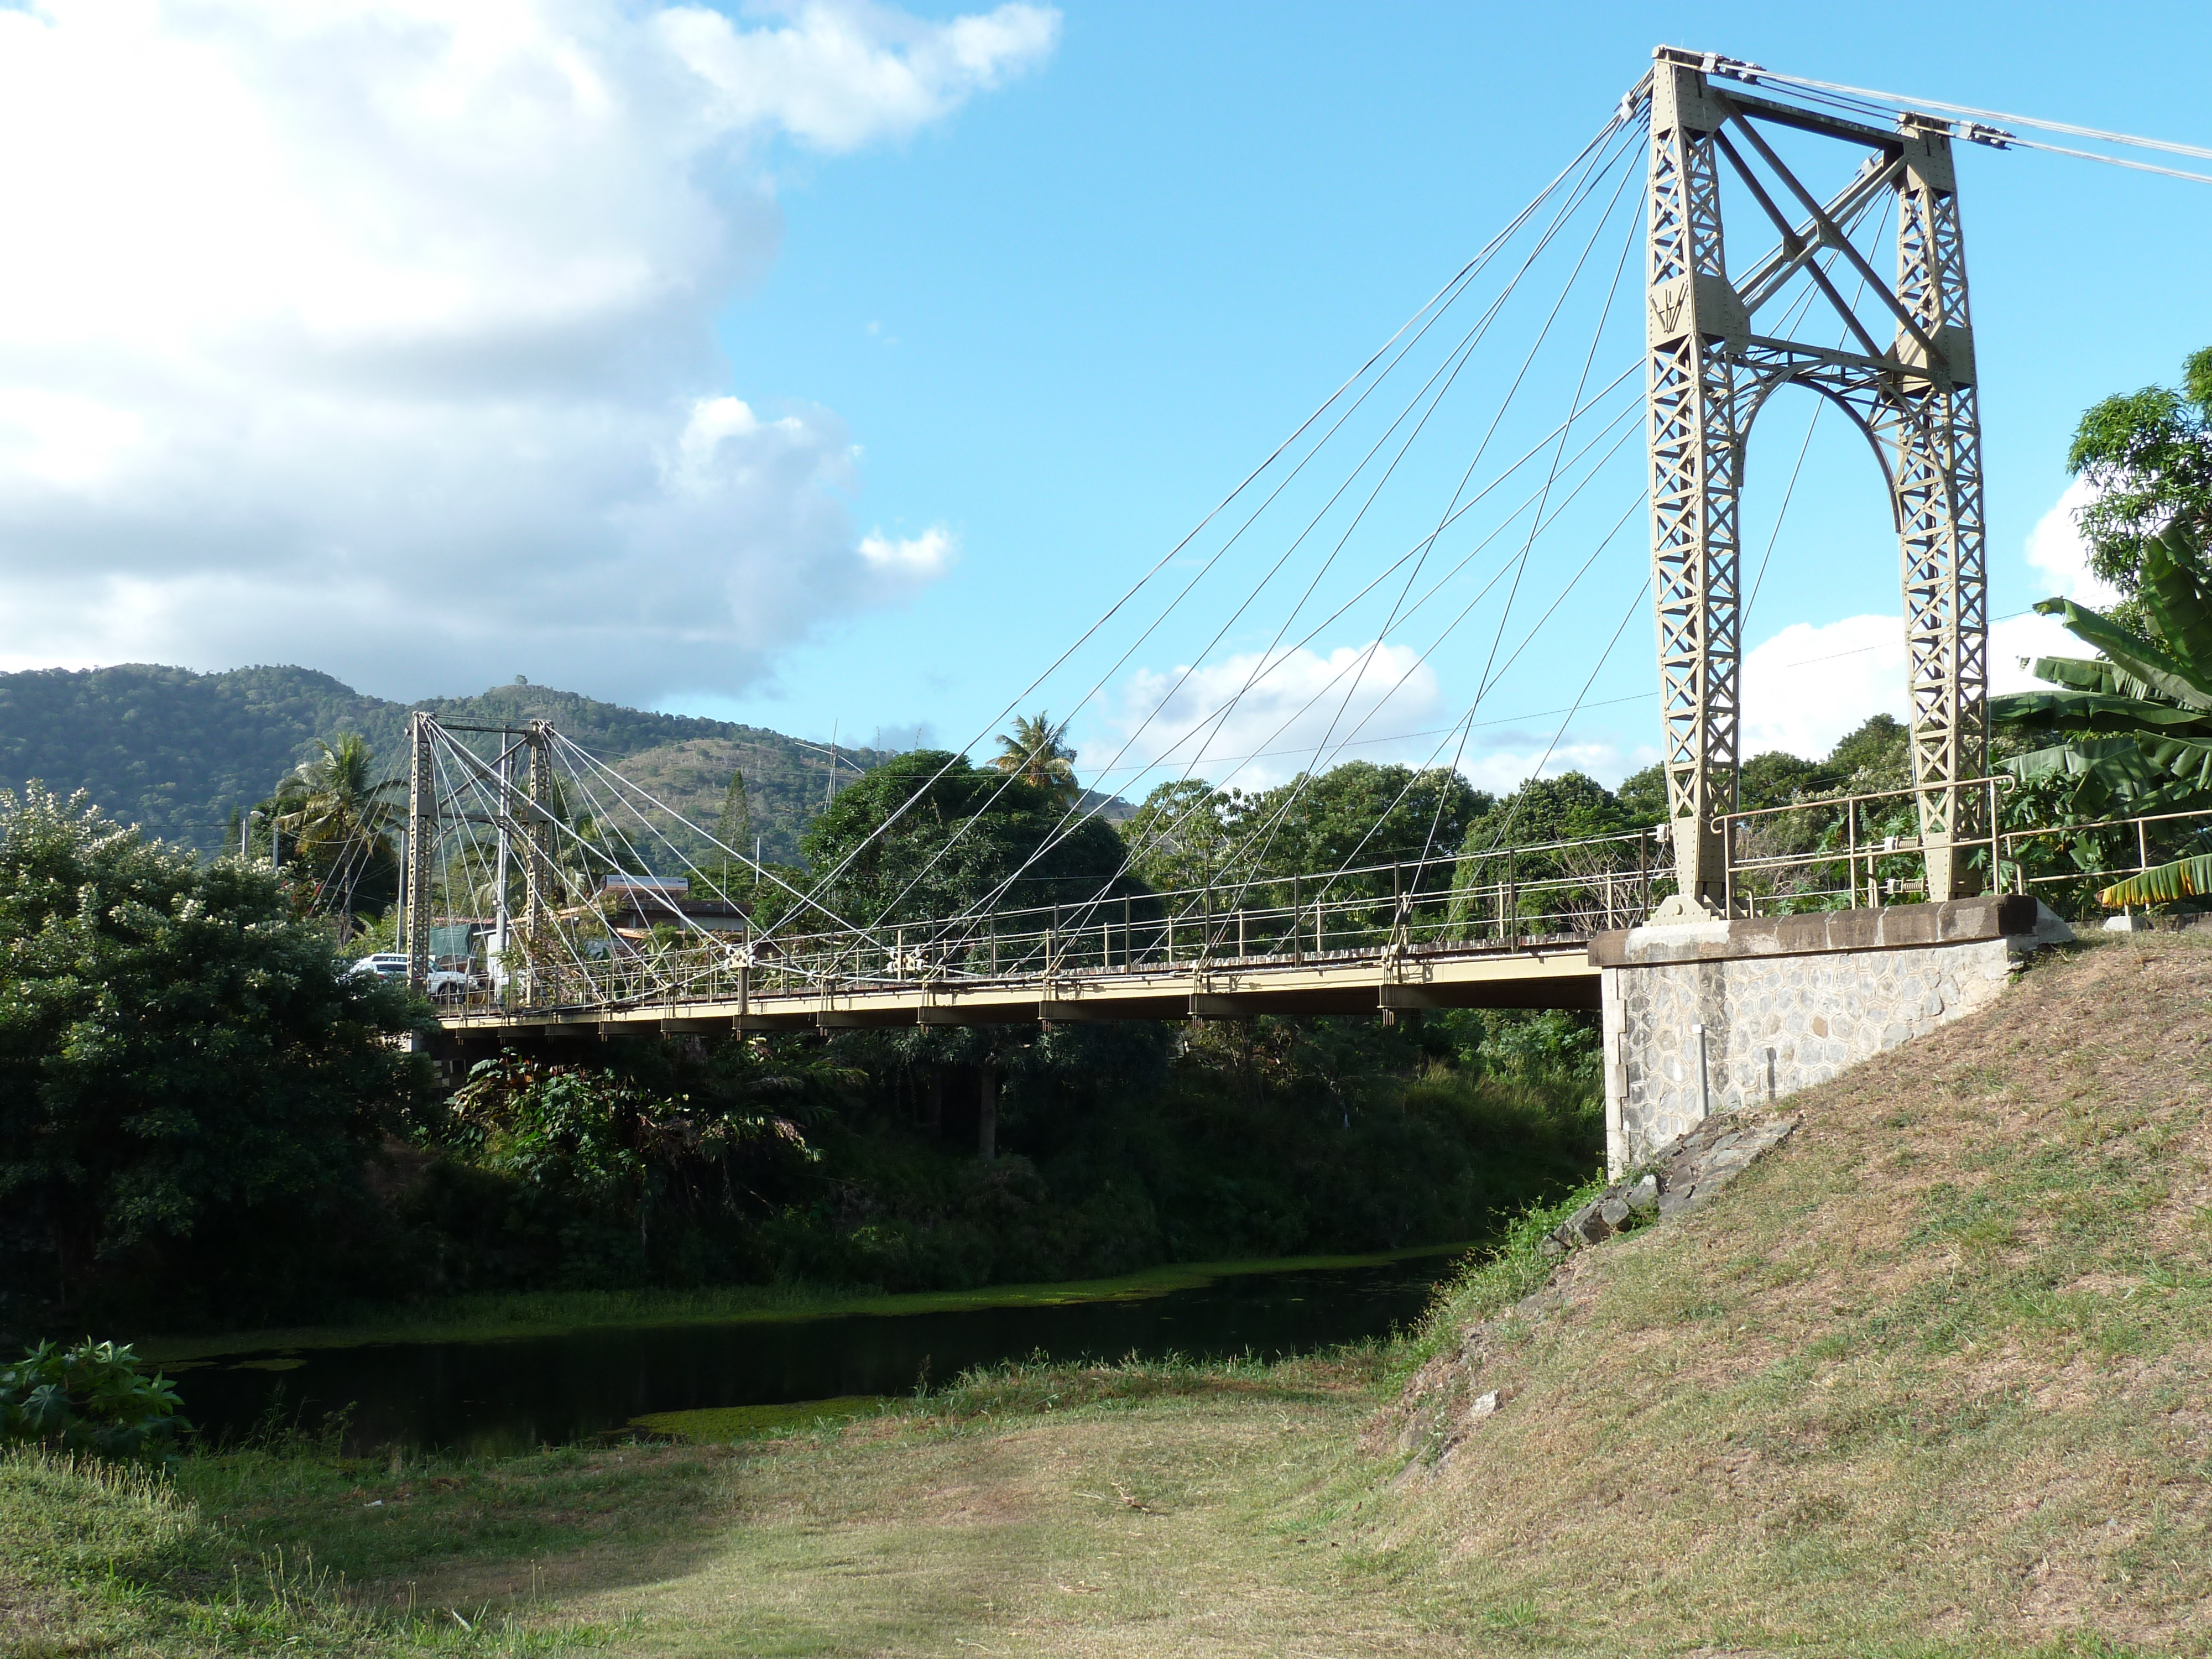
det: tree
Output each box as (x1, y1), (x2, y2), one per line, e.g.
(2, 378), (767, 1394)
(270, 733), (403, 939)
(2068, 346), (2212, 606)
(799, 751), (1145, 940)
(715, 768), (751, 856)
(1613, 764), (1668, 826)
(1232, 763), (1488, 893)
(1450, 772), (1642, 935)
(1992, 525), (2212, 905)
(1119, 778), (1236, 896)
(1824, 713), (1912, 793)
(0, 786), (429, 1322)
(992, 712), (1081, 807)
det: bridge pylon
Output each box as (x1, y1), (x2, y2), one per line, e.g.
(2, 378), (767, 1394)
(1641, 45), (1988, 916)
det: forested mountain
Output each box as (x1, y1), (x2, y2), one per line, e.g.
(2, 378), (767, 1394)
(0, 664), (900, 862)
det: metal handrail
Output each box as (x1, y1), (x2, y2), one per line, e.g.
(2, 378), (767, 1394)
(451, 821), (1677, 1013)
(1714, 774), (2212, 917)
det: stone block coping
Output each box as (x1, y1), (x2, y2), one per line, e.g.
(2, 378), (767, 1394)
(1589, 895), (2070, 969)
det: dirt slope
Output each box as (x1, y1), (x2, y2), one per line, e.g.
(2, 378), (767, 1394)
(1375, 933), (2212, 1654)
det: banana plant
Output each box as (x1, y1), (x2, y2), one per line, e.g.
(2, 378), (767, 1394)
(1991, 525), (2212, 906)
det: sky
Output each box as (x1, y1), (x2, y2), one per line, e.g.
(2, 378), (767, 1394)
(1, 0), (2206, 805)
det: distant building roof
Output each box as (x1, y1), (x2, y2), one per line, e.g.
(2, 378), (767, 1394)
(602, 873), (690, 895)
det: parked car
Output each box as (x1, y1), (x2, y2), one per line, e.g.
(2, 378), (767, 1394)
(425, 968), (482, 1001)
(348, 955), (479, 1002)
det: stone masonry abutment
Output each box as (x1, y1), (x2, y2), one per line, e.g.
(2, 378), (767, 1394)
(1592, 896), (2072, 1175)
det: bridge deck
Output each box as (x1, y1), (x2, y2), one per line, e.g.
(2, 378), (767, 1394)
(435, 936), (1599, 1041)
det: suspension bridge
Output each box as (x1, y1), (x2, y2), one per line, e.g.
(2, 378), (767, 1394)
(389, 48), (2205, 1115)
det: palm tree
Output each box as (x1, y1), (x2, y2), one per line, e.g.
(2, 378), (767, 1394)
(993, 712), (1081, 807)
(1994, 525), (2212, 904)
(272, 734), (403, 940)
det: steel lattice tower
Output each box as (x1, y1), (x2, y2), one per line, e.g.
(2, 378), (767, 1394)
(1642, 47), (1988, 915)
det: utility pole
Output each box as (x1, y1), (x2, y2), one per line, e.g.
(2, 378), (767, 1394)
(1640, 47), (1987, 913)
(405, 712), (436, 993)
(492, 743), (512, 1000)
(524, 721), (554, 1006)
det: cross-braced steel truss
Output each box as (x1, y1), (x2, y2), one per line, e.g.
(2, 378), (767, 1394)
(1642, 47), (1989, 914)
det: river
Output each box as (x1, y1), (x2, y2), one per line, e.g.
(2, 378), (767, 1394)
(170, 1249), (1468, 1455)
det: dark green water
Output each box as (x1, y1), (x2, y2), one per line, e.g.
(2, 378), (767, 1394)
(176, 1255), (1462, 1455)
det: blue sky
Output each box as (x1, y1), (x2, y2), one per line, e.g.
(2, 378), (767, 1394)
(1, 1), (2205, 805)
(670, 1), (2212, 797)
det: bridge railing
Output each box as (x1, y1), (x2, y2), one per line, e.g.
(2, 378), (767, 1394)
(1717, 777), (2212, 917)
(453, 823), (1675, 1013)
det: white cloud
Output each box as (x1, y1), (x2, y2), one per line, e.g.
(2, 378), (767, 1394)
(1100, 643), (1445, 792)
(0, 0), (1057, 701)
(1452, 736), (1646, 797)
(1994, 478), (2116, 695)
(858, 525), (957, 582)
(661, 1), (1059, 153)
(1740, 614), (1908, 761)
(2023, 477), (2120, 609)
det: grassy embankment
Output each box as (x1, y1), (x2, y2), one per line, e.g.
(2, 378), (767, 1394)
(12, 932), (2212, 1656)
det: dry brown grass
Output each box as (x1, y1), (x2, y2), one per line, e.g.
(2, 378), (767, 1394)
(492, 1396), (1462, 1657)
(1375, 932), (2212, 1654)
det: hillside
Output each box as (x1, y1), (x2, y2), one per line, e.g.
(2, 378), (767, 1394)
(1374, 931), (2212, 1651)
(0, 664), (899, 863)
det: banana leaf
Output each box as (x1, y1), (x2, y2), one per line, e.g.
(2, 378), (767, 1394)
(2100, 853), (2212, 907)
(2026, 653), (2172, 702)
(2023, 594), (2212, 711)
(1989, 687), (2212, 739)
(2141, 528), (2212, 677)
(2002, 733), (2212, 822)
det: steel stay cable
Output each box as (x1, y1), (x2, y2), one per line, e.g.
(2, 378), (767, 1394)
(1067, 142), (1650, 921)
(1039, 455), (1651, 950)
(429, 730), (601, 990)
(1422, 191), (1879, 885)
(1399, 180), (1886, 895)
(544, 741), (773, 1000)
(1073, 150), (1634, 842)
(945, 392), (1652, 939)
(1220, 152), (1647, 915)
(545, 731), (861, 937)
(1741, 65), (2212, 161)
(841, 119), (1650, 950)
(764, 112), (1636, 943)
(1021, 214), (1651, 946)
(1187, 496), (1652, 951)
(1269, 486), (1649, 920)
(1142, 113), (1657, 771)
(1099, 363), (1648, 802)
(1187, 429), (1650, 909)
(1720, 66), (2212, 186)
(544, 733), (874, 991)
(966, 388), (1655, 945)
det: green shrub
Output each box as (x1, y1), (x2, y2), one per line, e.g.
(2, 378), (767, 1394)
(1392, 1176), (1609, 1378)
(0, 1339), (189, 1465)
